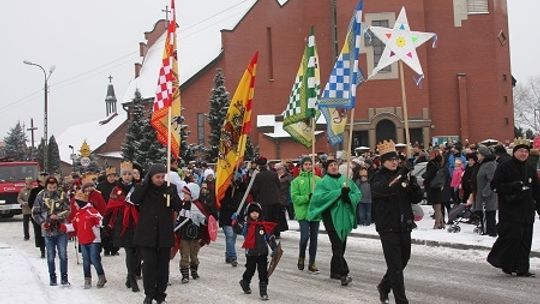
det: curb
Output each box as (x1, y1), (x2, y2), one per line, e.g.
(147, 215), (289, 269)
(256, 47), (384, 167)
(293, 229), (540, 258)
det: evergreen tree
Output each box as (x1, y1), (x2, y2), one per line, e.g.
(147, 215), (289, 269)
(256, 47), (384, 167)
(134, 117), (166, 171)
(47, 135), (61, 173)
(207, 69), (230, 162)
(3, 121), (28, 161)
(179, 116), (195, 162)
(122, 90), (146, 161)
(245, 136), (259, 161)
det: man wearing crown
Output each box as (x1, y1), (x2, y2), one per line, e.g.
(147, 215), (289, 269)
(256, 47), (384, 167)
(488, 138), (540, 277)
(307, 155), (361, 286)
(371, 140), (423, 304)
(98, 165), (120, 256)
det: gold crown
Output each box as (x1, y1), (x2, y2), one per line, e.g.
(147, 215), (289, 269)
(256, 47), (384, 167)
(120, 161), (133, 173)
(105, 166), (117, 176)
(377, 140), (397, 156)
(513, 137), (530, 147)
(74, 190), (88, 202)
(81, 174), (96, 186)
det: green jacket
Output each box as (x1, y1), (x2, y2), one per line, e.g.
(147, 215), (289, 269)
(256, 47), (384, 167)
(291, 170), (321, 221)
(307, 174), (362, 241)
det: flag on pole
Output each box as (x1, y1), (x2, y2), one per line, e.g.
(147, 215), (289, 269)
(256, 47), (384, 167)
(318, 0), (364, 146)
(215, 52), (258, 207)
(283, 27), (320, 148)
(151, 0), (181, 159)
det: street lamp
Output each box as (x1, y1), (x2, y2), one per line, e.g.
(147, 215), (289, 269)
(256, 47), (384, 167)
(23, 60), (55, 172)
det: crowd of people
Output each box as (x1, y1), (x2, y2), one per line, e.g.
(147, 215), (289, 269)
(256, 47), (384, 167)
(15, 138), (540, 304)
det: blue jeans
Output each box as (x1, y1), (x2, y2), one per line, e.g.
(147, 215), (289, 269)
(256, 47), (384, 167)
(357, 203), (372, 226)
(44, 233), (68, 279)
(222, 225), (237, 261)
(298, 221), (319, 265)
(80, 243), (105, 278)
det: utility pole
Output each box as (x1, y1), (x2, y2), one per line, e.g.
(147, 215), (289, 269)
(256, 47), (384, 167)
(27, 118), (37, 160)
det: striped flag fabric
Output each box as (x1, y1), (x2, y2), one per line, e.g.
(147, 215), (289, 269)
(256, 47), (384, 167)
(283, 27), (320, 148)
(319, 0), (364, 146)
(215, 52), (258, 207)
(151, 0), (181, 159)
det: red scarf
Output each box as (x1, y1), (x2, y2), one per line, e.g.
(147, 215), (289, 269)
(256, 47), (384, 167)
(242, 221), (277, 249)
(105, 187), (139, 236)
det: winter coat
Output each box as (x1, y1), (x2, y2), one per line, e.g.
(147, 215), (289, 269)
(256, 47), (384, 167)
(67, 190), (107, 223)
(290, 170), (321, 221)
(357, 180), (372, 204)
(371, 166), (423, 233)
(497, 153), (511, 165)
(32, 190), (70, 237)
(236, 220), (277, 256)
(451, 167), (464, 189)
(17, 187), (33, 215)
(107, 184), (138, 248)
(28, 185), (44, 209)
(474, 157), (498, 212)
(72, 204), (102, 245)
(97, 180), (116, 203)
(131, 182), (182, 248)
(218, 181), (246, 227)
(462, 163), (479, 202)
(251, 167), (281, 206)
(491, 157), (540, 224)
(447, 152), (467, 176)
(423, 160), (444, 204)
(278, 172), (293, 206)
(307, 173), (361, 241)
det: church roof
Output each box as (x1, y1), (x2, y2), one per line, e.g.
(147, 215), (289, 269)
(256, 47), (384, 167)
(105, 83), (117, 102)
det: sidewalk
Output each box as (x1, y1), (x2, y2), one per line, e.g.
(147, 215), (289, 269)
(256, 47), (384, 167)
(286, 205), (540, 257)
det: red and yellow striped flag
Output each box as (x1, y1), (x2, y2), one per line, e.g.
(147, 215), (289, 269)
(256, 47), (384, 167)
(151, 0), (181, 159)
(215, 52), (258, 207)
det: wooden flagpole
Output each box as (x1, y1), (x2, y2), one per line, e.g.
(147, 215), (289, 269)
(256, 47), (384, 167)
(345, 108), (355, 183)
(166, 107), (172, 207)
(311, 117), (316, 192)
(399, 61), (411, 158)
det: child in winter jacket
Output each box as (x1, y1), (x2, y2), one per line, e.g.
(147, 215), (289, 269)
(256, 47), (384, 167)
(177, 183), (210, 284)
(450, 159), (465, 205)
(71, 190), (107, 289)
(235, 202), (277, 301)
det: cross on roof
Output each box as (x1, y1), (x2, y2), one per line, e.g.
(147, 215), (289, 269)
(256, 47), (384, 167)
(108, 75), (113, 83)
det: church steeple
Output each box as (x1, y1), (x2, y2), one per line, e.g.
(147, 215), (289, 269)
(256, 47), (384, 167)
(105, 75), (117, 117)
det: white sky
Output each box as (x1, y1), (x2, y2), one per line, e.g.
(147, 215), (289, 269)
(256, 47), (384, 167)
(0, 0), (538, 144)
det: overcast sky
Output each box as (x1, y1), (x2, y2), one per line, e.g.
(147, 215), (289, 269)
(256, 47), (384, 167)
(0, 0), (538, 144)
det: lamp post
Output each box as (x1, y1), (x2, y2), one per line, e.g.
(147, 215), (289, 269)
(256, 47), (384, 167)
(23, 60), (55, 172)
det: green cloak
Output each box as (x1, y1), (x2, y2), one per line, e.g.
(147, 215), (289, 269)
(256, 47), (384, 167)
(307, 174), (361, 241)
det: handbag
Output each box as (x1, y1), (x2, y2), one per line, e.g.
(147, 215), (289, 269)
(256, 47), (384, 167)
(208, 215), (218, 241)
(430, 166), (446, 189)
(411, 204), (424, 222)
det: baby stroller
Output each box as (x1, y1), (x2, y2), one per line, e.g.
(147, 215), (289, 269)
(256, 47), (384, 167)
(446, 204), (477, 233)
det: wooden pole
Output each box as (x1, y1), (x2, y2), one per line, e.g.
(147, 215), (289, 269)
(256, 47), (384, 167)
(399, 61), (411, 158)
(345, 108), (355, 183)
(311, 117), (316, 192)
(166, 107), (172, 207)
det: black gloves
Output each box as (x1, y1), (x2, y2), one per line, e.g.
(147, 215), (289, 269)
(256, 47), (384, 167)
(164, 185), (175, 196)
(341, 187), (351, 204)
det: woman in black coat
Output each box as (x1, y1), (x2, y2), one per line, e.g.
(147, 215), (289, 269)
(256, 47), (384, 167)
(423, 149), (445, 229)
(130, 164), (182, 304)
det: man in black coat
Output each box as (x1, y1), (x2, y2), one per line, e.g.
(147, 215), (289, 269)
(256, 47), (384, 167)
(372, 142), (423, 304)
(130, 164), (182, 304)
(251, 157), (286, 238)
(97, 167), (120, 255)
(28, 172), (47, 258)
(488, 141), (540, 277)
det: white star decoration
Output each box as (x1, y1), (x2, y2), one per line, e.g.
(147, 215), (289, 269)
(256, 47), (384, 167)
(368, 7), (436, 78)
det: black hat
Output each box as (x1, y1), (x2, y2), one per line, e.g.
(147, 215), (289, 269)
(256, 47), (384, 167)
(147, 164), (167, 178)
(247, 202), (262, 215)
(380, 151), (399, 163)
(466, 152), (478, 162)
(300, 156), (312, 165)
(255, 157), (268, 166)
(493, 145), (508, 156)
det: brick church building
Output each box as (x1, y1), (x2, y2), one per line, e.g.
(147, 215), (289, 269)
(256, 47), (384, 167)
(101, 0), (513, 162)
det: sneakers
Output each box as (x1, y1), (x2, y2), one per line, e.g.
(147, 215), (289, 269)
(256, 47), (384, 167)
(297, 256), (305, 271)
(84, 277), (91, 289)
(308, 263), (320, 274)
(340, 275), (352, 286)
(239, 279), (251, 294)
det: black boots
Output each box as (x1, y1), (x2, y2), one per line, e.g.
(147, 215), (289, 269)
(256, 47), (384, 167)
(49, 274), (57, 286)
(126, 274), (139, 292)
(239, 279), (251, 294)
(340, 275), (352, 286)
(190, 265), (199, 280)
(181, 268), (189, 284)
(60, 274), (70, 286)
(297, 256), (305, 270)
(377, 284), (390, 304)
(259, 281), (269, 301)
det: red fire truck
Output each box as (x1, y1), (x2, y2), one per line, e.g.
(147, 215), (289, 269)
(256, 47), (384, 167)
(0, 161), (39, 218)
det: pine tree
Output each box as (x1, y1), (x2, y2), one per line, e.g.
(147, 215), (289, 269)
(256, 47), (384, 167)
(134, 116), (166, 171)
(179, 115), (195, 162)
(3, 121), (28, 161)
(207, 69), (230, 162)
(245, 136), (259, 161)
(122, 90), (146, 161)
(47, 135), (61, 173)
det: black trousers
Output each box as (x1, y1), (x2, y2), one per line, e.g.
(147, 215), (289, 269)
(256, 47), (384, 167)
(488, 221), (533, 274)
(325, 227), (349, 278)
(379, 232), (411, 304)
(140, 246), (170, 301)
(23, 214), (31, 239)
(243, 255), (268, 284)
(31, 218), (44, 254)
(125, 247), (141, 276)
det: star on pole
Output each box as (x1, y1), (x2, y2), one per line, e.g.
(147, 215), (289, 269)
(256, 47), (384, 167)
(368, 7), (436, 78)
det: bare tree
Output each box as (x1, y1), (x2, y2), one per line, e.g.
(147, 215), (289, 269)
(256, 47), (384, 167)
(514, 76), (540, 132)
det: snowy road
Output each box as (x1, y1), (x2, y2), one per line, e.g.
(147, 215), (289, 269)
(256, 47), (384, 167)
(1, 216), (539, 304)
